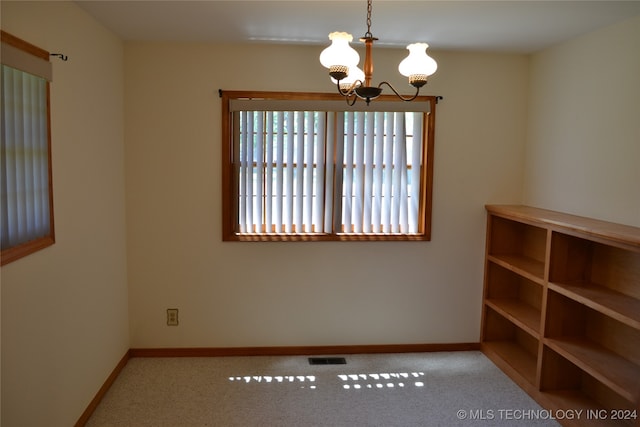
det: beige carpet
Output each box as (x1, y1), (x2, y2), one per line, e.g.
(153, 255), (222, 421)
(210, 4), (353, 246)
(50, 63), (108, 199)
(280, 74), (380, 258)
(86, 351), (559, 427)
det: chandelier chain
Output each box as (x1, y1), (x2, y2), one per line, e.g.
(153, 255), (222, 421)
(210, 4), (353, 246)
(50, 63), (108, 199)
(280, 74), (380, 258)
(365, 0), (373, 38)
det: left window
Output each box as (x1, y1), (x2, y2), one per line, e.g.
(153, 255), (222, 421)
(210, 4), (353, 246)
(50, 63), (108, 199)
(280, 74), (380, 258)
(1, 31), (55, 265)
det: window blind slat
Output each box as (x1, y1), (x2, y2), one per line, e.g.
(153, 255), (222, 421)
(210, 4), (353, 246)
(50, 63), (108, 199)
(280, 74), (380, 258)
(324, 114), (335, 232)
(24, 73), (37, 235)
(343, 112), (354, 232)
(232, 111), (241, 232)
(400, 157), (409, 233)
(363, 112), (375, 233)
(285, 112), (295, 233)
(247, 111), (255, 233)
(265, 112), (274, 231)
(2, 67), (19, 245)
(14, 70), (27, 239)
(294, 112), (304, 232)
(255, 113), (264, 231)
(32, 74), (46, 233)
(274, 112), (285, 233)
(332, 113), (344, 233)
(353, 112), (365, 233)
(246, 111), (254, 232)
(382, 114), (394, 233)
(410, 112), (423, 233)
(399, 114), (409, 233)
(304, 112), (314, 232)
(392, 113), (404, 233)
(33, 75), (45, 233)
(238, 111), (248, 232)
(314, 113), (326, 232)
(372, 112), (385, 233)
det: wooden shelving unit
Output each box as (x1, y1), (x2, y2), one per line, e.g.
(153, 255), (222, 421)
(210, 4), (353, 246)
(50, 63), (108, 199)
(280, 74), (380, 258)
(481, 205), (640, 427)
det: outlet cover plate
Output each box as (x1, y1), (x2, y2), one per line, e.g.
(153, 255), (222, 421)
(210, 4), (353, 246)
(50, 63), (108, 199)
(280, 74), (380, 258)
(167, 308), (179, 326)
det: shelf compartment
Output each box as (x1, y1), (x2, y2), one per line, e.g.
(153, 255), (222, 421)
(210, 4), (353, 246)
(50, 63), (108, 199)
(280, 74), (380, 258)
(549, 231), (640, 301)
(485, 261), (542, 336)
(540, 347), (637, 427)
(482, 307), (539, 386)
(546, 338), (640, 404)
(549, 281), (640, 330)
(545, 290), (640, 405)
(488, 215), (547, 282)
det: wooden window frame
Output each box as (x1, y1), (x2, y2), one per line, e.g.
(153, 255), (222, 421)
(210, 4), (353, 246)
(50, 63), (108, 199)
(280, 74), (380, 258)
(221, 90), (437, 242)
(1, 31), (55, 265)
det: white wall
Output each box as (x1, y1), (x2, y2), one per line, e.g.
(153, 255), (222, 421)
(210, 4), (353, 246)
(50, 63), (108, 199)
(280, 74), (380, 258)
(1, 2), (129, 426)
(524, 15), (640, 227)
(124, 42), (528, 348)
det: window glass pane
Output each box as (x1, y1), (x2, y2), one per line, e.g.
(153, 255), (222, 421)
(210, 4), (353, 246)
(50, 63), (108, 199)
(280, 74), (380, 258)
(1, 64), (51, 250)
(233, 108), (424, 236)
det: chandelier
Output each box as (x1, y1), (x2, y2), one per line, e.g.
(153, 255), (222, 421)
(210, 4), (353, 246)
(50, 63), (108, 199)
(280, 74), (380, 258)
(319, 0), (437, 105)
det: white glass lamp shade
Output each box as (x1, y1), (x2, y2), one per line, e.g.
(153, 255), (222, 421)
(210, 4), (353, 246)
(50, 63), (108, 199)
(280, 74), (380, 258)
(331, 65), (364, 89)
(398, 43), (438, 78)
(319, 32), (360, 69)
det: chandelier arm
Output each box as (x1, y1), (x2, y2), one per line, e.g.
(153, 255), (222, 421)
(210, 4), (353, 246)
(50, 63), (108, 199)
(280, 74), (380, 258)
(378, 81), (421, 102)
(335, 80), (360, 105)
(336, 79), (364, 97)
(336, 81), (351, 97)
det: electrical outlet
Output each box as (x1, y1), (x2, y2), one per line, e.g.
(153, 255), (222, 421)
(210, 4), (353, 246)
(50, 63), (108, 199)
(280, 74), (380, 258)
(167, 308), (179, 326)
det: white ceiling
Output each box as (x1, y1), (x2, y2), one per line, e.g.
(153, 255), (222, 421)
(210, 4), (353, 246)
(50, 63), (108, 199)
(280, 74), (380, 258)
(75, 0), (640, 53)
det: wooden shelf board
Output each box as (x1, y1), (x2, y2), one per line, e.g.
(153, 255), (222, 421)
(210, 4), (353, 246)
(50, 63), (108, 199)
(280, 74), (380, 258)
(549, 282), (640, 330)
(486, 298), (541, 337)
(545, 338), (640, 404)
(482, 341), (538, 386)
(488, 254), (545, 284)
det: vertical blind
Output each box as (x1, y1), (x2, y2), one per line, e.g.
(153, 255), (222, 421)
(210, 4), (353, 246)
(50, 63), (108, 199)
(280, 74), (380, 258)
(233, 106), (426, 235)
(1, 64), (51, 249)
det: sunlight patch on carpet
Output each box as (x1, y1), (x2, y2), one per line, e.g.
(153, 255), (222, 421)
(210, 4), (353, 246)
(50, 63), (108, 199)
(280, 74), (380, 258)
(228, 371), (426, 391)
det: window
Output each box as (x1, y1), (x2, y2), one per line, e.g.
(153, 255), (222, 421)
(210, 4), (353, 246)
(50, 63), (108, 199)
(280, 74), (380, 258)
(1, 31), (55, 265)
(221, 91), (437, 241)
